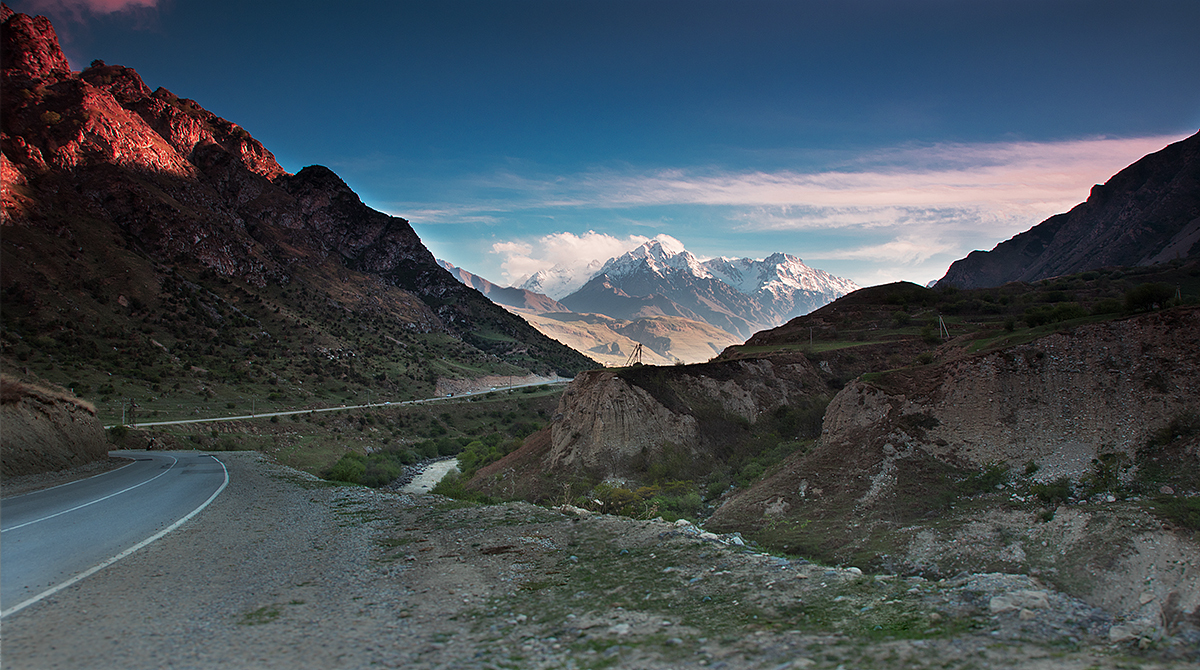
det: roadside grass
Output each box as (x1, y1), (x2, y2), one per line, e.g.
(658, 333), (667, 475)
(238, 605), (282, 625)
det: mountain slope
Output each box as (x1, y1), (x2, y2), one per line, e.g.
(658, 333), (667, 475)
(939, 130), (1200, 289)
(0, 6), (594, 424)
(437, 260), (569, 313)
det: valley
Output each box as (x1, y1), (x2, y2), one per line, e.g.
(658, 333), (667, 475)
(2, 5), (1199, 668)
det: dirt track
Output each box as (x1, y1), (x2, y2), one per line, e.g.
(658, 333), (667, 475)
(2, 452), (1195, 669)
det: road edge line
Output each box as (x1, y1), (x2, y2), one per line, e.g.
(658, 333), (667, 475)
(1, 454), (230, 619)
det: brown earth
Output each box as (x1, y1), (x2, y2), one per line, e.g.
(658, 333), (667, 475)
(2, 451), (1197, 669)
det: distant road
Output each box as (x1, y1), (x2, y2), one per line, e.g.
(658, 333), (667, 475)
(114, 378), (569, 429)
(0, 451), (228, 618)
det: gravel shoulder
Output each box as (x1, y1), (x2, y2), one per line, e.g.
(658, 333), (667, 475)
(2, 451), (1196, 669)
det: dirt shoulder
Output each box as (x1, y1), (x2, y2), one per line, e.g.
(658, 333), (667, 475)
(2, 451), (1195, 669)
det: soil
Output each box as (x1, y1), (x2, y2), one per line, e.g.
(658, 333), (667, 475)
(2, 451), (1196, 669)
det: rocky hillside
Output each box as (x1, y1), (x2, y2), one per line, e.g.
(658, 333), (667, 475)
(0, 375), (107, 477)
(705, 306), (1200, 628)
(0, 6), (594, 425)
(939, 130), (1200, 289)
(467, 354), (834, 500)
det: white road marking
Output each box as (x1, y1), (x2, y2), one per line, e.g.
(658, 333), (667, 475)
(1, 456), (178, 533)
(0, 455), (230, 619)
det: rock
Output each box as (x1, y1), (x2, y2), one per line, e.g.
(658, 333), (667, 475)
(989, 590), (1050, 614)
(1108, 622), (1152, 642)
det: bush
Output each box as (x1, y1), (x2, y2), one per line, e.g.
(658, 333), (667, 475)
(1030, 477), (1073, 505)
(326, 453), (366, 484)
(1124, 283), (1174, 312)
(107, 424), (129, 444)
(958, 462), (1010, 495)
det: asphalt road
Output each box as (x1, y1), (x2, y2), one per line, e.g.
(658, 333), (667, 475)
(0, 450), (228, 618)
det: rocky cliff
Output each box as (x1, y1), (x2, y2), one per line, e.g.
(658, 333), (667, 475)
(469, 355), (830, 497)
(0, 376), (107, 477)
(939, 130), (1200, 289)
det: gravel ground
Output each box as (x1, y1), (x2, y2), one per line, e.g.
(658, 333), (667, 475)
(2, 451), (1196, 669)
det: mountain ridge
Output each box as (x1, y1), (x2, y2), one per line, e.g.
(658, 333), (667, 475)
(561, 240), (859, 340)
(939, 130), (1200, 288)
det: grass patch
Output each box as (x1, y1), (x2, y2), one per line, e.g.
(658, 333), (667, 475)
(238, 605), (281, 625)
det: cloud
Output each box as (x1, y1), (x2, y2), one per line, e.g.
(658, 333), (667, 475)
(429, 133), (1191, 287)
(815, 235), (957, 265)
(587, 136), (1175, 213)
(490, 230), (666, 287)
(25, 0), (158, 15)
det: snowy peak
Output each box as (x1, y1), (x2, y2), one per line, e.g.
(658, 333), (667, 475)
(599, 239), (712, 280)
(517, 260), (603, 300)
(597, 240), (858, 301)
(706, 254), (860, 298)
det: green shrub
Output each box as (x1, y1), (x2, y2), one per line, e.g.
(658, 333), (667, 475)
(1030, 477), (1073, 505)
(958, 462), (1010, 495)
(1124, 283), (1174, 312)
(326, 453), (366, 484)
(107, 424), (129, 443)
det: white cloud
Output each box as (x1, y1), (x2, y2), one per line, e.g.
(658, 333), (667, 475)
(490, 230), (666, 287)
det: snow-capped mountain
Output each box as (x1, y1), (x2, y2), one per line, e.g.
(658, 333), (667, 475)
(561, 241), (858, 340)
(517, 259), (605, 300)
(704, 252), (860, 314)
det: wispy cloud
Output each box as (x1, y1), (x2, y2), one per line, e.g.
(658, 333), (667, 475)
(428, 133), (1190, 285)
(533, 135), (1178, 215)
(25, 0), (158, 16)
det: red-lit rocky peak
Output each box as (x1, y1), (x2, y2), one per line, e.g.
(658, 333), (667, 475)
(1, 3), (285, 185)
(0, 4), (70, 82)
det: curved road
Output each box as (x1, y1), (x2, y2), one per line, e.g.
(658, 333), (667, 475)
(1, 450), (228, 618)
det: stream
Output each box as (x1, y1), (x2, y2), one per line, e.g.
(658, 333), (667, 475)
(398, 457), (459, 494)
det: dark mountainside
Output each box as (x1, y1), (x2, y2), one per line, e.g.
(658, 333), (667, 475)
(939, 130), (1200, 289)
(0, 5), (594, 431)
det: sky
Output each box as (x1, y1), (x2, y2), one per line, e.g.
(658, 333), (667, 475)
(12, 0), (1200, 289)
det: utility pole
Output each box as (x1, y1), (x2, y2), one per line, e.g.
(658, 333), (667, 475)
(938, 315), (950, 340)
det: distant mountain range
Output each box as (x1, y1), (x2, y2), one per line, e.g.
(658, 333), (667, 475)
(438, 260), (569, 313)
(560, 240), (859, 340)
(939, 130), (1200, 289)
(440, 239), (857, 362)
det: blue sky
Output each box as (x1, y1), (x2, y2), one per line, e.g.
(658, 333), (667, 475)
(15, 0), (1200, 288)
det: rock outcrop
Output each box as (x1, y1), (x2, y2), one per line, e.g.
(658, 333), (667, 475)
(939, 130), (1200, 289)
(0, 376), (107, 478)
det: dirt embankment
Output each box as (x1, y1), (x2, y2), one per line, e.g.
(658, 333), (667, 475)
(0, 375), (108, 479)
(707, 307), (1200, 632)
(821, 306), (1200, 476)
